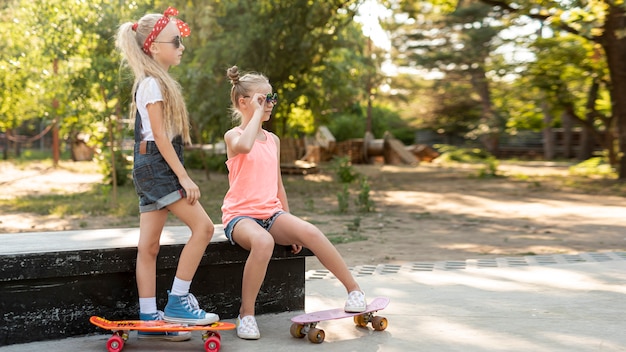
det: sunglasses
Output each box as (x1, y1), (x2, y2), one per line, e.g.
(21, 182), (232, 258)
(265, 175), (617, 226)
(244, 93), (278, 104)
(265, 93), (278, 104)
(154, 35), (183, 48)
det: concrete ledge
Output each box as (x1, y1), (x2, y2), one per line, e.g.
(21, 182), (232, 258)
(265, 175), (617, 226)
(0, 226), (313, 346)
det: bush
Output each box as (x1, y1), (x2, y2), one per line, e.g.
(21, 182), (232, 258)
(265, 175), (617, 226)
(327, 114), (365, 142)
(185, 149), (228, 173)
(326, 103), (415, 144)
(337, 184), (350, 213)
(98, 149), (132, 186)
(356, 177), (374, 212)
(434, 144), (493, 163)
(331, 156), (359, 183)
(569, 157), (616, 177)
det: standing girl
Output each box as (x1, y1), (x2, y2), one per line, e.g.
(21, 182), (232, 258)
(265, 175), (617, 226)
(115, 7), (219, 340)
(221, 66), (367, 340)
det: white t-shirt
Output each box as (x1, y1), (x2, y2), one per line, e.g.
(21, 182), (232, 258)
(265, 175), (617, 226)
(136, 77), (163, 141)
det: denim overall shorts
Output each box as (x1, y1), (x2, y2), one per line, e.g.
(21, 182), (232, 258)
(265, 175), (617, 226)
(132, 112), (185, 212)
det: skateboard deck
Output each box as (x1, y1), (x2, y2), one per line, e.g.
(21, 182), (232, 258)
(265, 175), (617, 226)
(290, 296), (390, 343)
(90, 316), (235, 352)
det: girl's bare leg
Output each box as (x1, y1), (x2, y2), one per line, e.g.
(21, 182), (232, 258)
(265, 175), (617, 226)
(231, 219), (276, 317)
(167, 200), (214, 280)
(270, 213), (361, 293)
(136, 209), (169, 298)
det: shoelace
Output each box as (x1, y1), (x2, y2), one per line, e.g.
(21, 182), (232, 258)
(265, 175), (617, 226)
(184, 293), (204, 315)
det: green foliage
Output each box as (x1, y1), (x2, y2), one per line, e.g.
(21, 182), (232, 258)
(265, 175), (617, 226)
(327, 229), (367, 245)
(337, 184), (350, 213)
(2, 183), (138, 219)
(388, 1), (506, 141)
(477, 158), (500, 178)
(327, 216), (367, 245)
(1, 0), (380, 180)
(347, 216), (361, 232)
(327, 114), (366, 142)
(434, 144), (493, 163)
(371, 105), (416, 145)
(331, 156), (359, 183)
(184, 149), (228, 173)
(177, 0), (370, 138)
(326, 103), (416, 144)
(355, 177), (374, 212)
(335, 169), (374, 213)
(98, 149), (132, 186)
(569, 157), (616, 177)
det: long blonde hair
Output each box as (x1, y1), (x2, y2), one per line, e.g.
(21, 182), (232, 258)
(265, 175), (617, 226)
(227, 66), (270, 122)
(116, 14), (191, 144)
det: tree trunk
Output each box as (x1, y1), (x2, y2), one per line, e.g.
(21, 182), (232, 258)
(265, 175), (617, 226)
(578, 126), (594, 160)
(578, 79), (601, 160)
(541, 101), (555, 159)
(561, 110), (573, 159)
(470, 68), (500, 155)
(2, 129), (7, 160)
(604, 5), (626, 180)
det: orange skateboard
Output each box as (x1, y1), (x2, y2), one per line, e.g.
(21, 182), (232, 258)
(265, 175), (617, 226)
(89, 316), (235, 352)
(290, 296), (390, 343)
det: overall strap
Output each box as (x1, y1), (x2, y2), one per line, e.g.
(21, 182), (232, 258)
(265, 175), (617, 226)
(134, 90), (142, 143)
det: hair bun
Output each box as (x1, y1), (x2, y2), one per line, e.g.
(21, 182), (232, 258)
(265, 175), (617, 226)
(227, 66), (240, 85)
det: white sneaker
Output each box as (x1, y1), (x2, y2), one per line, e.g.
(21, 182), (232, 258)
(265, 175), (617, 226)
(236, 315), (260, 340)
(344, 291), (367, 312)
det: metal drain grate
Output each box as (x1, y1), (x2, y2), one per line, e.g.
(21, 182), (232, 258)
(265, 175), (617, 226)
(305, 252), (626, 280)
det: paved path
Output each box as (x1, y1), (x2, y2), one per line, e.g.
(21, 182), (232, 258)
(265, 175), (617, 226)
(2, 252), (626, 351)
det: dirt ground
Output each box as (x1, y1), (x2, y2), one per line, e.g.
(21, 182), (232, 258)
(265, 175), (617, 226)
(1, 161), (625, 271)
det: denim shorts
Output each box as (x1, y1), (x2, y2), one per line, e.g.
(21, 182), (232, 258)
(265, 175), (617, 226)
(223, 211), (286, 245)
(132, 139), (185, 213)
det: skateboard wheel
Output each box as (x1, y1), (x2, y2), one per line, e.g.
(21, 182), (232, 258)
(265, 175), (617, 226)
(372, 316), (388, 331)
(353, 315), (368, 327)
(204, 336), (220, 352)
(307, 327), (325, 344)
(106, 334), (125, 352)
(290, 323), (305, 338)
(202, 331), (221, 341)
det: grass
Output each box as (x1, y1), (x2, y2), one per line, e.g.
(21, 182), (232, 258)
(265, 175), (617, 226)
(0, 158), (367, 231)
(327, 231), (368, 245)
(1, 157), (626, 234)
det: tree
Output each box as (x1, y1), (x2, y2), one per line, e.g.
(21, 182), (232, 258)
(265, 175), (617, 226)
(0, 3), (45, 159)
(1, 0), (382, 173)
(474, 0), (626, 178)
(525, 34), (611, 161)
(387, 0), (510, 154)
(174, 0), (376, 140)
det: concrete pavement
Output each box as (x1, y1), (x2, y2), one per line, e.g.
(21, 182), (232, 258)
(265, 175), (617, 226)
(2, 252), (626, 351)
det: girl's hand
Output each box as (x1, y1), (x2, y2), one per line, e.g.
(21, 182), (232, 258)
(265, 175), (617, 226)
(290, 244), (303, 255)
(251, 92), (266, 110)
(179, 176), (200, 205)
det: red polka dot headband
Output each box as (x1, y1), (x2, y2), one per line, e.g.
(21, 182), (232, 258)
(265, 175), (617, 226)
(135, 6), (191, 56)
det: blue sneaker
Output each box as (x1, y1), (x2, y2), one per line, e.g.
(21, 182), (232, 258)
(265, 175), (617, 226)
(163, 291), (219, 325)
(137, 311), (191, 341)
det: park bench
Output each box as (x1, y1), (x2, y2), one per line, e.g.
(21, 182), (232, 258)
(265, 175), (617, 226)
(0, 225), (312, 346)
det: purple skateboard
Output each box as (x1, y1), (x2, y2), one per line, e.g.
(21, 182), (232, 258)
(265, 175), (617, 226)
(290, 297), (390, 343)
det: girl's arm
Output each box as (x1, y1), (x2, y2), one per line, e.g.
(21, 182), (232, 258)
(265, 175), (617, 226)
(226, 93), (266, 157)
(146, 102), (200, 205)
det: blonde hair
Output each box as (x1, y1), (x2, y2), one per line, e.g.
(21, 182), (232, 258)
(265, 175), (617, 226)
(116, 14), (191, 144)
(226, 66), (270, 122)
